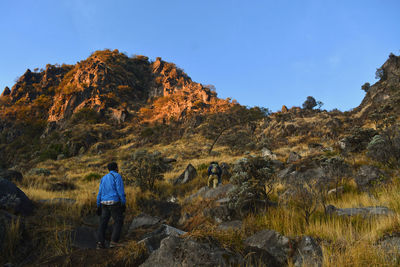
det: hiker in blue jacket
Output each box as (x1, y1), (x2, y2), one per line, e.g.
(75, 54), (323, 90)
(96, 162), (126, 249)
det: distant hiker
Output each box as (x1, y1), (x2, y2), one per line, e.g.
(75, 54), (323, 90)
(96, 162), (126, 249)
(207, 161), (222, 188)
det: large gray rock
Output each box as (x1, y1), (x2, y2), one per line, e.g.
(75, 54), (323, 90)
(204, 205), (233, 223)
(203, 184), (236, 199)
(278, 165), (325, 183)
(327, 205), (393, 218)
(293, 236), (323, 267)
(244, 230), (293, 265)
(287, 151), (301, 163)
(0, 178), (34, 215)
(185, 184), (236, 203)
(217, 220), (242, 231)
(262, 148), (277, 159)
(355, 165), (387, 191)
(377, 233), (400, 256)
(0, 169), (23, 183)
(173, 164), (197, 185)
(140, 235), (243, 267)
(139, 224), (186, 253)
(129, 213), (162, 233)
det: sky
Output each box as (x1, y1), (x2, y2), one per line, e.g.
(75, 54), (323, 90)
(0, 0), (399, 112)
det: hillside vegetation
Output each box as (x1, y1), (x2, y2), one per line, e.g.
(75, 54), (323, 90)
(1, 51), (400, 266)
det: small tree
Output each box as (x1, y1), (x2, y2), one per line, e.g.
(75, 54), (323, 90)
(302, 96), (317, 110)
(288, 180), (318, 226)
(125, 150), (170, 192)
(361, 82), (371, 92)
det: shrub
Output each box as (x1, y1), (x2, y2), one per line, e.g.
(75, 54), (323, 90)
(228, 157), (275, 217)
(287, 180), (318, 226)
(367, 126), (400, 167)
(124, 150), (170, 192)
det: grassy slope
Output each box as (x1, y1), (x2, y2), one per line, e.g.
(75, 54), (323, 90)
(2, 118), (400, 266)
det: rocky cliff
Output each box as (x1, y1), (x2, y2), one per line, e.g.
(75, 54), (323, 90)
(0, 49), (231, 124)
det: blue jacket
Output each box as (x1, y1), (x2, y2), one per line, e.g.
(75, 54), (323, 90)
(97, 171), (126, 207)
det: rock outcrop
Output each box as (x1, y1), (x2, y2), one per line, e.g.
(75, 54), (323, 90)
(0, 178), (34, 215)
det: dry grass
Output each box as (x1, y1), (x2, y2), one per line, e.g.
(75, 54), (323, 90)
(8, 123), (400, 266)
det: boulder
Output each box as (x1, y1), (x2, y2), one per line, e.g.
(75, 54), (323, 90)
(203, 184), (236, 199)
(204, 205), (234, 223)
(244, 230), (293, 265)
(185, 184), (236, 203)
(287, 152), (301, 163)
(262, 148), (277, 160)
(139, 224), (186, 253)
(173, 164), (197, 185)
(218, 220), (242, 231)
(0, 178), (33, 215)
(377, 233), (400, 256)
(0, 169), (23, 183)
(129, 213), (162, 233)
(293, 236), (323, 267)
(355, 165), (388, 191)
(326, 205), (394, 218)
(140, 235), (243, 267)
(136, 199), (181, 225)
(162, 158), (177, 164)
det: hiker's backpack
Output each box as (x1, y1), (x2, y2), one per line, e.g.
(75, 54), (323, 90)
(210, 164), (219, 174)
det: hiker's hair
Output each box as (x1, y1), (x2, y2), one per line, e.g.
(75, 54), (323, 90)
(210, 161), (218, 165)
(107, 162), (118, 171)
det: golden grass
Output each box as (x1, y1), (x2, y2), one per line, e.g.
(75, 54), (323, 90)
(9, 124), (400, 266)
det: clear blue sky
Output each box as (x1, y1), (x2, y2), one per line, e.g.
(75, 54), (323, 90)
(0, 0), (399, 111)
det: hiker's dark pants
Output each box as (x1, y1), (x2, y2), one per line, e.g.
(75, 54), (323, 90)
(97, 203), (124, 244)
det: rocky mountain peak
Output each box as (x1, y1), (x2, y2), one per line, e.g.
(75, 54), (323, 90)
(0, 49), (230, 124)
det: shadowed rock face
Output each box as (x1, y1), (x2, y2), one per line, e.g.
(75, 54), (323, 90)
(140, 235), (243, 267)
(0, 178), (33, 216)
(245, 230), (292, 265)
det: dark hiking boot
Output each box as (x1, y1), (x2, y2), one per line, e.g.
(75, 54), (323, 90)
(109, 241), (122, 248)
(96, 242), (105, 249)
